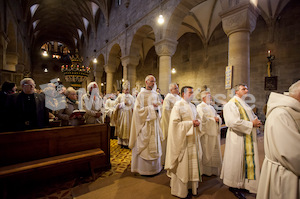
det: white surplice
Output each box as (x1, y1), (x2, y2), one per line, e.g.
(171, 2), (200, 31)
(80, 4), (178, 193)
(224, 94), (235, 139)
(257, 92), (300, 199)
(197, 101), (222, 176)
(165, 99), (203, 198)
(129, 88), (163, 175)
(113, 93), (135, 146)
(160, 93), (181, 165)
(221, 96), (260, 193)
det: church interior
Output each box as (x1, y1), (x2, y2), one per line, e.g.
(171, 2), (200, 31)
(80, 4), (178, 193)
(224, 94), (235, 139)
(0, 0), (299, 198)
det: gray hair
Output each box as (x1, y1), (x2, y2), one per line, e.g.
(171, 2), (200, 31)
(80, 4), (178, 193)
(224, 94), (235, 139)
(20, 78), (35, 86)
(289, 80), (300, 98)
(145, 75), (155, 82)
(233, 83), (247, 92)
(201, 91), (210, 100)
(169, 83), (178, 92)
(65, 87), (76, 96)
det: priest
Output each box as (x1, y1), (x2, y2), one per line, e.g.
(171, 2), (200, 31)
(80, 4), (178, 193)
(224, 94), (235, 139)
(221, 84), (261, 199)
(113, 80), (135, 148)
(129, 75), (163, 175)
(257, 80), (300, 199)
(165, 86), (203, 198)
(197, 91), (222, 176)
(160, 83), (181, 165)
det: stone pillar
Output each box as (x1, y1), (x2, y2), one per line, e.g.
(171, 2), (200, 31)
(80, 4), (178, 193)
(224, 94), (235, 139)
(121, 55), (139, 91)
(5, 51), (18, 71)
(0, 32), (8, 70)
(104, 65), (116, 94)
(220, 2), (260, 93)
(155, 39), (177, 94)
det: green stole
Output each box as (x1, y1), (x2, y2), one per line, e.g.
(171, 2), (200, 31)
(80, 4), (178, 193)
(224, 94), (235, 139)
(230, 97), (256, 180)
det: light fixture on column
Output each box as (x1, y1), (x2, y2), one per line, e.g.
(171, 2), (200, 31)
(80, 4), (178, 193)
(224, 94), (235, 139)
(267, 50), (275, 77)
(93, 58), (97, 63)
(42, 50), (48, 57)
(44, 68), (48, 73)
(171, 68), (176, 74)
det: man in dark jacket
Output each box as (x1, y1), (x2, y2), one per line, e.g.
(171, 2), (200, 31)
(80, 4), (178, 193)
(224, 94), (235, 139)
(5, 78), (49, 131)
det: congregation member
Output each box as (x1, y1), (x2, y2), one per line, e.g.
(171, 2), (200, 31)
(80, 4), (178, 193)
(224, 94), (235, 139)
(165, 86), (203, 198)
(197, 91), (222, 176)
(221, 84), (261, 199)
(257, 80), (300, 199)
(129, 75), (163, 175)
(81, 82), (104, 124)
(160, 83), (180, 165)
(113, 80), (135, 148)
(0, 81), (17, 132)
(57, 87), (85, 126)
(5, 78), (49, 131)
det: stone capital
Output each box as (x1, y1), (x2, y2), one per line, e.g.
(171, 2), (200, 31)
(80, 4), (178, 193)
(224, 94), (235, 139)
(154, 38), (178, 57)
(220, 2), (260, 36)
(104, 64), (116, 73)
(121, 55), (139, 67)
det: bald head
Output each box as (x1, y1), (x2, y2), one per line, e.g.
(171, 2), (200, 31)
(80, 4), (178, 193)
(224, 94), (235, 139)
(145, 75), (156, 90)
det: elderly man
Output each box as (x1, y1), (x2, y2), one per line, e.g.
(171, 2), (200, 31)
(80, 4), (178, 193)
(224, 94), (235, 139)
(160, 83), (181, 165)
(257, 80), (300, 199)
(81, 82), (104, 124)
(5, 78), (49, 131)
(113, 80), (135, 148)
(165, 86), (203, 198)
(129, 75), (163, 175)
(197, 91), (222, 176)
(221, 84), (261, 199)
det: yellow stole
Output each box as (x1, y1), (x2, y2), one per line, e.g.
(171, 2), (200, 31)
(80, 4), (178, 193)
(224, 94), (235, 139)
(230, 97), (256, 180)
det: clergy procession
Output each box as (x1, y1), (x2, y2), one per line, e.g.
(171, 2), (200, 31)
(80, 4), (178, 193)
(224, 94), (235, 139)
(0, 76), (299, 199)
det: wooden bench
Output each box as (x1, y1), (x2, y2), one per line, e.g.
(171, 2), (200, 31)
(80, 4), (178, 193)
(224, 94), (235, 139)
(0, 123), (111, 197)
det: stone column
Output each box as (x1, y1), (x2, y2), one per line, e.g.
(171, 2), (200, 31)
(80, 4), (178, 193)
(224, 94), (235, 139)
(220, 2), (260, 93)
(5, 52), (18, 71)
(0, 32), (8, 70)
(155, 39), (177, 94)
(121, 55), (139, 91)
(104, 65), (116, 94)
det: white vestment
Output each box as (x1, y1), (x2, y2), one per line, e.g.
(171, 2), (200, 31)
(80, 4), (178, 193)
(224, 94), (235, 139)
(160, 93), (181, 165)
(113, 93), (135, 146)
(81, 93), (104, 124)
(165, 99), (203, 198)
(197, 101), (222, 176)
(129, 88), (163, 175)
(257, 92), (300, 199)
(221, 96), (260, 193)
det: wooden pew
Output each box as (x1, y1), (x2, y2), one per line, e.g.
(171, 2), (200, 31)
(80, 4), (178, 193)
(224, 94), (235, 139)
(0, 123), (111, 197)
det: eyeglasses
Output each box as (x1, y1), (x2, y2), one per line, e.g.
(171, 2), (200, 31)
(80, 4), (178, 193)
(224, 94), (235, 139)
(24, 84), (36, 87)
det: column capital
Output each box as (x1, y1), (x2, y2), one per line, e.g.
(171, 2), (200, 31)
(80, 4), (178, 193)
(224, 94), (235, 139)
(121, 55), (139, 67)
(104, 64), (116, 73)
(220, 2), (260, 36)
(154, 38), (178, 57)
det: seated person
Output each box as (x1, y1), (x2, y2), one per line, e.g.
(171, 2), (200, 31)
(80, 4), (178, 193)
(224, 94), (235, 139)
(57, 87), (85, 126)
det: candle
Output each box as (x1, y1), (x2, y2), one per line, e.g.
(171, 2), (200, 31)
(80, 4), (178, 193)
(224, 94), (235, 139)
(268, 50), (271, 57)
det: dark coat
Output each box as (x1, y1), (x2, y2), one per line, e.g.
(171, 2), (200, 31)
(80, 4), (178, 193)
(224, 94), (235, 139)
(5, 92), (49, 131)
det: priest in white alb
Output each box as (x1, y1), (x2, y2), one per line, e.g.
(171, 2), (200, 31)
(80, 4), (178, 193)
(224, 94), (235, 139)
(197, 91), (222, 176)
(129, 75), (163, 175)
(113, 80), (135, 148)
(165, 86), (203, 198)
(221, 84), (261, 199)
(257, 80), (300, 199)
(160, 83), (181, 165)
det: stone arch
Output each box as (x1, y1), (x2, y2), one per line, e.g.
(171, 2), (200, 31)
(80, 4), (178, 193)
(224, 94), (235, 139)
(129, 25), (155, 63)
(163, 0), (207, 41)
(107, 43), (121, 72)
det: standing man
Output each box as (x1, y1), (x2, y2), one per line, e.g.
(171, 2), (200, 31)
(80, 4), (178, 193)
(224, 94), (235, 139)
(81, 82), (104, 124)
(221, 84), (261, 199)
(197, 91), (222, 176)
(165, 86), (203, 198)
(160, 83), (181, 165)
(257, 80), (300, 199)
(129, 75), (163, 175)
(113, 80), (135, 148)
(5, 78), (49, 131)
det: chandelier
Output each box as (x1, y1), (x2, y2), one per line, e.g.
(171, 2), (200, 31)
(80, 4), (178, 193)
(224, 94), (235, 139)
(61, 51), (91, 89)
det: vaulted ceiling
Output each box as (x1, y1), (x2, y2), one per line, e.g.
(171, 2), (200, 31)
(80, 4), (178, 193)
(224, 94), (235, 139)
(22, 0), (111, 51)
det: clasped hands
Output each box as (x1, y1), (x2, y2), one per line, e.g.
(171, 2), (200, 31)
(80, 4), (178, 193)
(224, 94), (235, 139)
(252, 118), (262, 128)
(193, 120), (200, 127)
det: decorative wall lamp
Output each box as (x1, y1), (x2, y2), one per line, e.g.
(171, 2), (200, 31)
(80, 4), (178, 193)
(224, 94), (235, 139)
(267, 50), (275, 77)
(265, 50), (277, 90)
